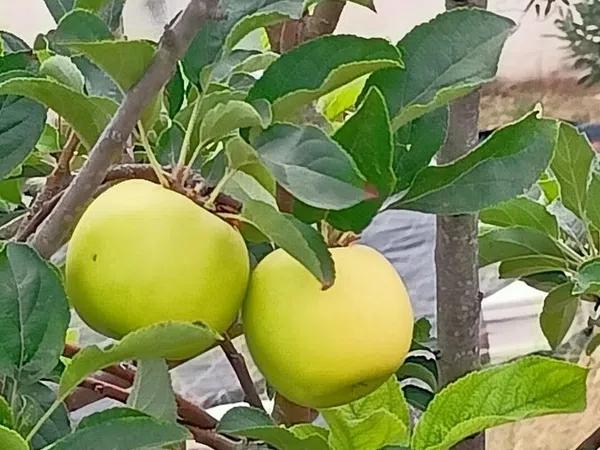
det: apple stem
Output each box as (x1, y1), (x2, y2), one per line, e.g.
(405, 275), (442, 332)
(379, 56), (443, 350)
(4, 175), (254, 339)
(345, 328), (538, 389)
(220, 337), (266, 412)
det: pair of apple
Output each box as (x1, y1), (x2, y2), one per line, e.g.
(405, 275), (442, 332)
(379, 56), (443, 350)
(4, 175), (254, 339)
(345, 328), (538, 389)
(66, 180), (414, 409)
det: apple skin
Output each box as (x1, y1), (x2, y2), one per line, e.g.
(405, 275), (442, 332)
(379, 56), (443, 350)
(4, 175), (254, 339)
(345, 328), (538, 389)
(243, 244), (414, 409)
(66, 179), (249, 355)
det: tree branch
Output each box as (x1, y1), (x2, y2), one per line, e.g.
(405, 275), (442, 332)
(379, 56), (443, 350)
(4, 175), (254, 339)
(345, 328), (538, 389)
(31, 0), (220, 258)
(220, 338), (264, 411)
(576, 425), (600, 450)
(62, 343), (218, 429)
(78, 376), (236, 450)
(435, 2), (488, 450)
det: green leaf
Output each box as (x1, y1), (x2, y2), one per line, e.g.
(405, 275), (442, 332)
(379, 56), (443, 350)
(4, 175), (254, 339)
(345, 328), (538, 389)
(586, 334), (600, 356)
(397, 362), (438, 392)
(51, 9), (112, 49)
(391, 112), (558, 214)
(479, 226), (566, 270)
(72, 56), (121, 101)
(0, 77), (117, 149)
(0, 397), (12, 429)
(39, 55), (85, 92)
(0, 91), (46, 180)
(574, 258), (600, 296)
(480, 197), (559, 238)
(0, 243), (70, 385)
(16, 382), (70, 450)
(551, 122), (595, 219)
(0, 425), (28, 450)
(365, 8), (515, 128)
(74, 0), (126, 31)
(127, 359), (177, 422)
(540, 282), (579, 350)
(156, 124), (184, 167)
(240, 199), (335, 287)
(321, 377), (410, 450)
(225, 0), (306, 49)
(183, 1), (302, 86)
(0, 32), (30, 55)
(0, 53), (39, 75)
(317, 75), (367, 121)
(394, 106), (448, 193)
(46, 408), (190, 450)
(411, 356), (588, 450)
(522, 271), (570, 293)
(218, 406), (329, 450)
(224, 137), (276, 192)
(59, 322), (220, 399)
(44, 0), (75, 22)
(68, 40), (155, 91)
(585, 163), (600, 231)
(200, 101), (267, 146)
(248, 35), (402, 119)
(498, 257), (568, 279)
(165, 64), (184, 118)
(254, 124), (370, 210)
(327, 87), (394, 232)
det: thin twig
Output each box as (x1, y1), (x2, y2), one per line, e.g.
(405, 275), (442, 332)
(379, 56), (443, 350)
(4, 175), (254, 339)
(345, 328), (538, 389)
(15, 190), (65, 241)
(188, 426), (239, 450)
(31, 0), (220, 258)
(220, 338), (264, 411)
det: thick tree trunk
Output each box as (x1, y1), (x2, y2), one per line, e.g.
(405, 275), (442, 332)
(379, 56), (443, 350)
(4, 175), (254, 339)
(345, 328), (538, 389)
(436, 2), (487, 450)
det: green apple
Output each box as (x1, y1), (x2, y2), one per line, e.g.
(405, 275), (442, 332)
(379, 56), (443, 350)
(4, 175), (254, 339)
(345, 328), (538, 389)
(66, 179), (249, 357)
(243, 245), (414, 409)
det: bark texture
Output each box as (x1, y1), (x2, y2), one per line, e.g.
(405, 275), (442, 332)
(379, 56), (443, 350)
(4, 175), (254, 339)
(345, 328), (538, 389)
(437, 1), (487, 450)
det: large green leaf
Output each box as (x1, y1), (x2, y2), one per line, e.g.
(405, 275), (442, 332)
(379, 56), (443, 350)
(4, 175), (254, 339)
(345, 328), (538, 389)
(127, 359), (177, 422)
(0, 53), (39, 75)
(248, 35), (402, 119)
(59, 322), (220, 399)
(254, 124), (369, 210)
(574, 257), (600, 296)
(0, 397), (12, 429)
(68, 40), (155, 91)
(0, 425), (28, 450)
(411, 356), (588, 450)
(0, 91), (46, 180)
(239, 199), (335, 288)
(391, 112), (558, 214)
(46, 408), (189, 450)
(0, 77), (117, 149)
(480, 197), (559, 238)
(479, 226), (566, 269)
(394, 106), (448, 193)
(16, 382), (70, 450)
(365, 8), (515, 128)
(586, 166), (600, 231)
(321, 377), (410, 450)
(218, 406), (329, 450)
(317, 75), (367, 121)
(540, 282), (579, 350)
(551, 122), (595, 219)
(0, 243), (70, 385)
(327, 87), (395, 232)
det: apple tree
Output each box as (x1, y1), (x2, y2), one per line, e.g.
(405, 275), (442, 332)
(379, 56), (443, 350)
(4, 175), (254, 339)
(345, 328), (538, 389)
(0, 1), (593, 449)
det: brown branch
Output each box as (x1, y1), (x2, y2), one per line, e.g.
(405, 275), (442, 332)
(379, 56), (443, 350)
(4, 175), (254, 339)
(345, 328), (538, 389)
(62, 343), (218, 429)
(220, 338), (264, 411)
(0, 214), (25, 240)
(105, 163), (161, 183)
(78, 377), (235, 450)
(15, 190), (65, 242)
(576, 426), (600, 450)
(31, 0), (220, 258)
